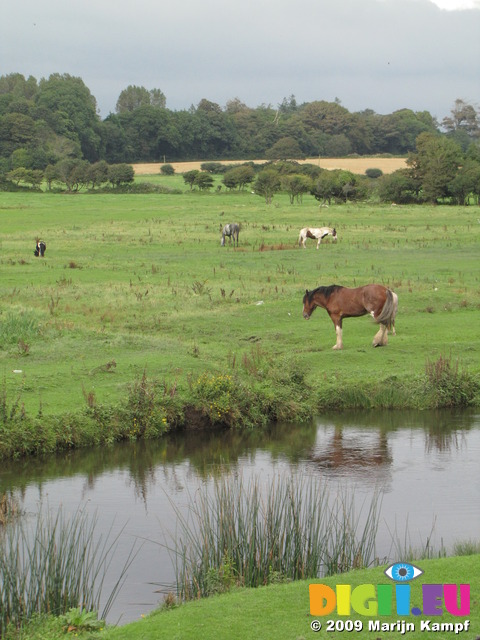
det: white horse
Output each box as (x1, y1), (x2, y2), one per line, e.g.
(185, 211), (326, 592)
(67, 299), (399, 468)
(298, 227), (337, 249)
(221, 223), (240, 246)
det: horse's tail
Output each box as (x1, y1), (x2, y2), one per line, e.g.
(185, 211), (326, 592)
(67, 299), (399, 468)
(376, 289), (397, 329)
(298, 229), (304, 246)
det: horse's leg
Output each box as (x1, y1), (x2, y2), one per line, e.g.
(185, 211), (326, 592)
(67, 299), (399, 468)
(316, 237), (321, 249)
(331, 317), (343, 350)
(334, 324), (343, 349)
(373, 324), (388, 347)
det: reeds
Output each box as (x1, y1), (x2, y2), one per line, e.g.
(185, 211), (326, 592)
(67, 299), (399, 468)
(167, 473), (381, 600)
(0, 505), (134, 637)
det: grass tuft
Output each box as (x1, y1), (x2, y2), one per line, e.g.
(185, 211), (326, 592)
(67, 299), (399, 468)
(165, 473), (381, 600)
(0, 504), (135, 637)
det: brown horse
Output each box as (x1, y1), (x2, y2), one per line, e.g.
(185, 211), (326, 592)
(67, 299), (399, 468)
(302, 284), (398, 350)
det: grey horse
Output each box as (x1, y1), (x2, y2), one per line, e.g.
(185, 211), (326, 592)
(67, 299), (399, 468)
(221, 223), (240, 246)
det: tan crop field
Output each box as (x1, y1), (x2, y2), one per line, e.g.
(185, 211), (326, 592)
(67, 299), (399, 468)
(132, 157), (407, 175)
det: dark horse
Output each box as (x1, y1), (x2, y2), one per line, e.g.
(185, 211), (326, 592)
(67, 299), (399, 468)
(302, 284), (398, 350)
(221, 223), (240, 246)
(34, 240), (46, 257)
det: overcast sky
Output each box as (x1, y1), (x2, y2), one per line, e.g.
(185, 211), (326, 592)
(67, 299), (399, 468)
(2, 0), (479, 121)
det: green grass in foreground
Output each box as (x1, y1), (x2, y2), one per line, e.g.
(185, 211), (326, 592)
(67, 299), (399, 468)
(5, 556), (478, 640)
(0, 184), (479, 457)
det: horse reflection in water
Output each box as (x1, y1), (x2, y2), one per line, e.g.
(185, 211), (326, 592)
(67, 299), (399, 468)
(302, 284), (398, 350)
(221, 223), (240, 246)
(310, 427), (392, 476)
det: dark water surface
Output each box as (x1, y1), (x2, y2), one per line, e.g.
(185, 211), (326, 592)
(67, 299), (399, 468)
(1, 409), (479, 624)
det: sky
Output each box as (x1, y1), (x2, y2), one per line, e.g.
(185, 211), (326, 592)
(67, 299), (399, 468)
(1, 0), (479, 122)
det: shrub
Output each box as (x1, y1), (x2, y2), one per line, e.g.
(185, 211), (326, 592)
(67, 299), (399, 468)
(160, 163), (175, 175)
(365, 167), (383, 179)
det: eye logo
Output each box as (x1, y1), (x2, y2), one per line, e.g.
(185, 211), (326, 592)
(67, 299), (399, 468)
(384, 562), (424, 582)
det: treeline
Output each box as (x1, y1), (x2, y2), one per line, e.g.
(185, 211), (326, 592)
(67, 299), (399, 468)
(2, 143), (480, 206)
(195, 146), (480, 205)
(1, 72), (479, 171)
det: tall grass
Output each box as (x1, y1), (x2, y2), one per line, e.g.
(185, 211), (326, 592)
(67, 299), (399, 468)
(0, 505), (135, 637)
(424, 353), (479, 408)
(166, 473), (381, 600)
(0, 309), (42, 348)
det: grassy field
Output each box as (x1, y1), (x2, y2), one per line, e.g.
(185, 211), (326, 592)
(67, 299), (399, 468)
(0, 174), (479, 444)
(4, 555), (478, 640)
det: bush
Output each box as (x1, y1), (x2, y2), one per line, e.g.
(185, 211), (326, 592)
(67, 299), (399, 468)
(160, 163), (175, 175)
(200, 162), (227, 174)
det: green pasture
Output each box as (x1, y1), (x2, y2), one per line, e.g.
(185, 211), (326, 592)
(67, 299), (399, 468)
(4, 556), (478, 640)
(0, 178), (479, 422)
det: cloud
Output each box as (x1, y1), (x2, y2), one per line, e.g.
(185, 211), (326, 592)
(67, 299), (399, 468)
(1, 0), (479, 119)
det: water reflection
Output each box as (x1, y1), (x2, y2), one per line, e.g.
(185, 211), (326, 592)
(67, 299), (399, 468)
(0, 409), (479, 624)
(1, 409), (475, 496)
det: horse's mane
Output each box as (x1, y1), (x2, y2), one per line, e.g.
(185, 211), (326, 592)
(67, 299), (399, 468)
(310, 284), (343, 300)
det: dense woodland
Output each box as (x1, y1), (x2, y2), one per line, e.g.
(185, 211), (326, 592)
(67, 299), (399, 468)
(1, 72), (479, 204)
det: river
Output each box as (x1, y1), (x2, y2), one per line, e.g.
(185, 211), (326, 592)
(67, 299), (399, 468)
(1, 409), (479, 625)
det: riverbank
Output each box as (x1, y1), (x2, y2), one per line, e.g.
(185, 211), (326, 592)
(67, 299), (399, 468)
(1, 360), (479, 460)
(4, 555), (478, 640)
(1, 190), (479, 459)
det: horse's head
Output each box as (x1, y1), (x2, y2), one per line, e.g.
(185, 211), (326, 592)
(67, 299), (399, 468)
(332, 228), (337, 242)
(302, 290), (315, 319)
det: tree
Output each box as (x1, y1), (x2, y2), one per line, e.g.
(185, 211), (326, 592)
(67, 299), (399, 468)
(193, 171), (214, 191)
(311, 170), (357, 204)
(296, 100), (353, 137)
(183, 170), (199, 189)
(222, 165), (255, 190)
(442, 99), (479, 151)
(407, 133), (463, 203)
(35, 74), (101, 162)
(44, 164), (59, 190)
(0, 112), (36, 156)
(447, 160), (480, 205)
(378, 109), (438, 155)
(376, 170), (420, 204)
(6, 167), (31, 185)
(107, 163), (135, 188)
(87, 160), (109, 188)
(265, 137), (304, 160)
(254, 169), (281, 204)
(281, 174), (312, 204)
(55, 158), (89, 191)
(116, 85), (166, 113)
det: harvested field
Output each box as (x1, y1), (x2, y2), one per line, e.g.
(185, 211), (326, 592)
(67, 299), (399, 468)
(132, 157), (407, 176)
